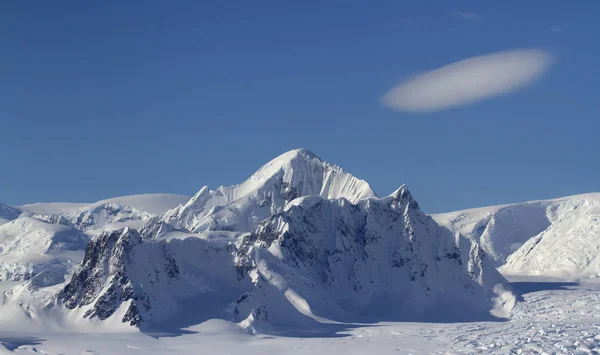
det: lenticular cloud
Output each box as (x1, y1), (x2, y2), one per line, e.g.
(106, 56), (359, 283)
(382, 49), (553, 112)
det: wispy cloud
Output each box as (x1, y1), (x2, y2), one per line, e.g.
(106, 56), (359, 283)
(549, 26), (563, 33)
(381, 49), (554, 113)
(452, 12), (481, 20)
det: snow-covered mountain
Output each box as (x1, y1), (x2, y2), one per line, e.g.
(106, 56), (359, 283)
(58, 227), (248, 328)
(151, 149), (377, 235)
(433, 193), (600, 277)
(0, 216), (88, 281)
(0, 194), (188, 291)
(233, 186), (509, 331)
(1, 149), (511, 333)
(21, 203), (152, 234)
(20, 194), (189, 234)
(432, 202), (552, 267)
(55, 185), (509, 330)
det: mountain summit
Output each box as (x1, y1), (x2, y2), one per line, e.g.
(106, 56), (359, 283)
(154, 149), (377, 234)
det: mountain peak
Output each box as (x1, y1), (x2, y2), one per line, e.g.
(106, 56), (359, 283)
(289, 148), (318, 158)
(152, 149), (377, 234)
(389, 184), (410, 199)
(249, 148), (321, 181)
(385, 184), (420, 211)
(387, 184), (414, 203)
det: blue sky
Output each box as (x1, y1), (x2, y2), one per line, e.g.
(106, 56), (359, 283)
(1, 1), (599, 213)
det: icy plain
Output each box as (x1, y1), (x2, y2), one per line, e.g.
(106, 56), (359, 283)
(1, 275), (599, 354)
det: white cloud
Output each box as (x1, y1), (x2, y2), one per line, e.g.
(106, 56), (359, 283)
(453, 12), (481, 20)
(381, 49), (554, 113)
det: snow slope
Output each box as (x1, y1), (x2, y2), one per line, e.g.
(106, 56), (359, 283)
(433, 193), (600, 277)
(432, 201), (552, 267)
(501, 195), (600, 277)
(0, 217), (88, 281)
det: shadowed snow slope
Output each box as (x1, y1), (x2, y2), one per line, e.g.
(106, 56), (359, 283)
(433, 193), (600, 277)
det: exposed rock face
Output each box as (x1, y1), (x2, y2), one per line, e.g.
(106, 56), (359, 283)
(58, 228), (247, 326)
(59, 228), (148, 325)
